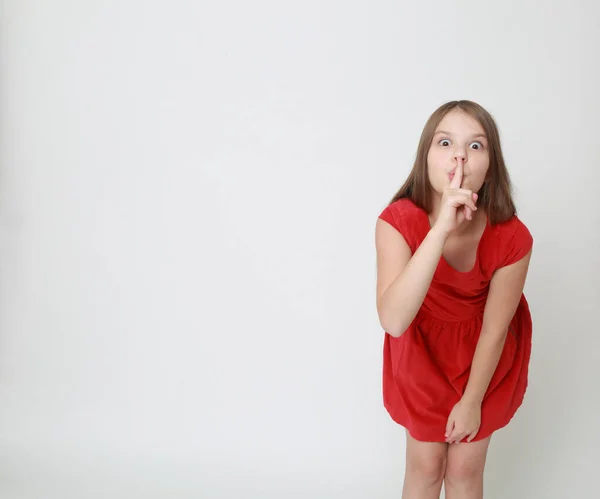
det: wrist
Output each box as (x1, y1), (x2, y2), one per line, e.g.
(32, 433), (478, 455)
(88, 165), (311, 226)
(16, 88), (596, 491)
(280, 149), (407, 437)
(429, 223), (451, 241)
(461, 392), (483, 406)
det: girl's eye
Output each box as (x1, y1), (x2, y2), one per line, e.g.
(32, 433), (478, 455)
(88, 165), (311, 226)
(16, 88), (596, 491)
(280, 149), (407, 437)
(470, 141), (483, 150)
(439, 139), (451, 147)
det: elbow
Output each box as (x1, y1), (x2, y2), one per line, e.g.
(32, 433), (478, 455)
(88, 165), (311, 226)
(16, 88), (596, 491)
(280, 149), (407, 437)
(385, 326), (407, 338)
(378, 313), (408, 338)
(385, 329), (403, 338)
(377, 296), (412, 338)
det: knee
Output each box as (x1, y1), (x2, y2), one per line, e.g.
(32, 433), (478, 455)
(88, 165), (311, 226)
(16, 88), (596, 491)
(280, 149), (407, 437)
(406, 454), (446, 487)
(445, 457), (484, 486)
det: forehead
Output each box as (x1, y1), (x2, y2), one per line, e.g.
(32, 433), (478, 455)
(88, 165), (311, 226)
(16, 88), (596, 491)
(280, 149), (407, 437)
(435, 109), (486, 136)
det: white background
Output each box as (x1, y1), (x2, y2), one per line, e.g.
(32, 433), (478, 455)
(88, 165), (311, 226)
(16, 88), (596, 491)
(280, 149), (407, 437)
(1, 1), (598, 498)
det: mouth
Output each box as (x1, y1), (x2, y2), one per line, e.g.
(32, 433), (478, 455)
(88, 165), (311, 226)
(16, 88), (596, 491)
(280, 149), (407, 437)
(448, 172), (465, 182)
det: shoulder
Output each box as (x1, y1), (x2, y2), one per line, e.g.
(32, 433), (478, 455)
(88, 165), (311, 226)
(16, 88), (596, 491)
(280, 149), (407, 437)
(488, 214), (533, 268)
(378, 198), (424, 228)
(377, 198), (426, 250)
(490, 215), (533, 244)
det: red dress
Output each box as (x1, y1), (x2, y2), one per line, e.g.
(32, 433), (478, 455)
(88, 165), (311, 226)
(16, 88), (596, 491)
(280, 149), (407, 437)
(378, 198), (533, 442)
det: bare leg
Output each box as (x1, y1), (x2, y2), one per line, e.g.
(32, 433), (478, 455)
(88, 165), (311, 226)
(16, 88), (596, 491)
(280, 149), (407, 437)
(402, 430), (448, 499)
(444, 436), (492, 499)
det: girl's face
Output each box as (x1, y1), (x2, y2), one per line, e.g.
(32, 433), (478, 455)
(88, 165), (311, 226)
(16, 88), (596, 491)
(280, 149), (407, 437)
(427, 109), (490, 195)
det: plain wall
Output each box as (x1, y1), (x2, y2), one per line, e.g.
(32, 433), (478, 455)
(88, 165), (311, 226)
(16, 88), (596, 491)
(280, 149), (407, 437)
(0, 1), (598, 497)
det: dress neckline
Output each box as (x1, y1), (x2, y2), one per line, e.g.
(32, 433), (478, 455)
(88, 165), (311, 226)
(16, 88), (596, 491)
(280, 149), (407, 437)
(421, 208), (489, 275)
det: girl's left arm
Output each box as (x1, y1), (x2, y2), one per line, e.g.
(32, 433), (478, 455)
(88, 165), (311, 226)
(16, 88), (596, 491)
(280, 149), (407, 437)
(462, 248), (533, 405)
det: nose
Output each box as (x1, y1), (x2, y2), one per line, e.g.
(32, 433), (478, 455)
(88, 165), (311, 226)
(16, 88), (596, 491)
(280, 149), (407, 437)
(453, 149), (467, 164)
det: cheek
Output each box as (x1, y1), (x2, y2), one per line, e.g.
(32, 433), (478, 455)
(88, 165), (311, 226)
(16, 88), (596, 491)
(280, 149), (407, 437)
(427, 147), (441, 163)
(427, 149), (446, 174)
(470, 154), (489, 174)
(470, 163), (490, 187)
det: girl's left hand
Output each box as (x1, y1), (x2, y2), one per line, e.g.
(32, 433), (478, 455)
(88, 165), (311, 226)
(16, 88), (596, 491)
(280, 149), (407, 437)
(445, 398), (481, 443)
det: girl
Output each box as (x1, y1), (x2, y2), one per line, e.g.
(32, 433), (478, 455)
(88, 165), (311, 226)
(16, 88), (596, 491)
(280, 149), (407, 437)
(375, 100), (533, 499)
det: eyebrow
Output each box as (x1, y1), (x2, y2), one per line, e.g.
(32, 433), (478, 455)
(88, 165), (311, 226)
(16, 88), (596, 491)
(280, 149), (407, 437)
(434, 130), (487, 140)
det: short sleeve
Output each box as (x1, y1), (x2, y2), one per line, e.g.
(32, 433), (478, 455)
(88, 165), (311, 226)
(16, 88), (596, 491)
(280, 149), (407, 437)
(378, 203), (404, 234)
(500, 218), (533, 267)
(377, 199), (423, 252)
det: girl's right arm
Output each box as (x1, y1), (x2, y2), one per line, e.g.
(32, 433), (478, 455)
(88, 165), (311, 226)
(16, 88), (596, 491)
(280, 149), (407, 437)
(375, 220), (448, 337)
(375, 161), (477, 337)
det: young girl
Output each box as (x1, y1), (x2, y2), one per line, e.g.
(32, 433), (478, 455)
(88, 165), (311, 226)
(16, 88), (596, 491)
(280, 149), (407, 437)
(375, 100), (533, 499)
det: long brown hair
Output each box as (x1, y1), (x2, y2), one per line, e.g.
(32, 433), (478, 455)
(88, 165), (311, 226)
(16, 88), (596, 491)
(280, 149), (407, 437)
(389, 100), (516, 225)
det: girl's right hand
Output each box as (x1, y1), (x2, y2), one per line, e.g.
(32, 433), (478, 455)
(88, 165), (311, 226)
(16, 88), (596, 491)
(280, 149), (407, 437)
(432, 160), (478, 235)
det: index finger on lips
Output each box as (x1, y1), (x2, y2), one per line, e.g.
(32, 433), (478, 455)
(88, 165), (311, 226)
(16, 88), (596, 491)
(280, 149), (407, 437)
(450, 159), (464, 189)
